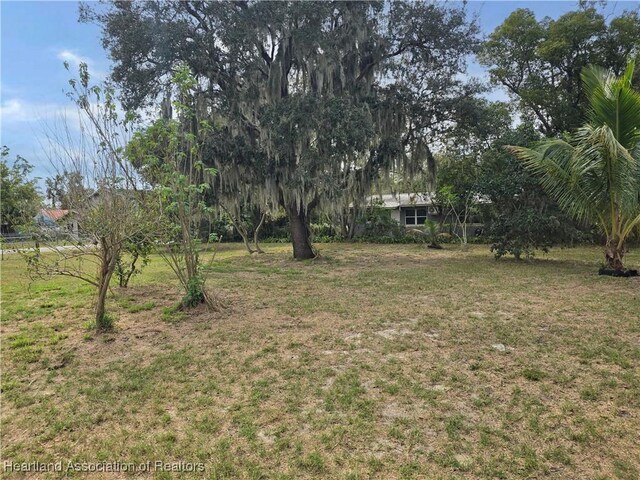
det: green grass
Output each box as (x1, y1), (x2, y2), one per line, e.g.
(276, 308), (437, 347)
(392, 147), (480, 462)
(1, 243), (639, 479)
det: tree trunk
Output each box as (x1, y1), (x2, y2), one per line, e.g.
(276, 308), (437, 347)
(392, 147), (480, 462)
(344, 206), (358, 240)
(286, 205), (315, 260)
(604, 238), (625, 270)
(96, 261), (116, 330)
(253, 212), (267, 254)
(347, 214), (357, 240)
(239, 229), (255, 254)
(95, 277), (110, 328)
(120, 251), (139, 288)
(340, 215), (348, 239)
(221, 204), (254, 254)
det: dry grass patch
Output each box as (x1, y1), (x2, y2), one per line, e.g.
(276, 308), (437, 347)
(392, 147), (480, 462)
(1, 243), (639, 479)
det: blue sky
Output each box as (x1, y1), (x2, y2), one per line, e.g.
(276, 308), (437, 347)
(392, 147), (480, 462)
(1, 1), (638, 184)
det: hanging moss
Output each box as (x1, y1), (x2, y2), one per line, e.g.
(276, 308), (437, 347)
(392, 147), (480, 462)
(97, 1), (480, 239)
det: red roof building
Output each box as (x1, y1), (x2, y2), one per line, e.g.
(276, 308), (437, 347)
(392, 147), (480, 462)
(39, 209), (70, 221)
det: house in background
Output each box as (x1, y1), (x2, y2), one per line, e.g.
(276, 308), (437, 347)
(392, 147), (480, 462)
(364, 193), (443, 226)
(34, 208), (79, 240)
(363, 192), (487, 238)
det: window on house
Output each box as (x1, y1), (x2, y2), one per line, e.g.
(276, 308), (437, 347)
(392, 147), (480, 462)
(404, 208), (428, 226)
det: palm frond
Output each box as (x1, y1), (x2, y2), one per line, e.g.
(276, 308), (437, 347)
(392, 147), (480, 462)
(506, 142), (599, 223)
(582, 60), (640, 150)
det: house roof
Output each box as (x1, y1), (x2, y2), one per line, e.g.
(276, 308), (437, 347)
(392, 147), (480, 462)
(364, 193), (437, 209)
(39, 208), (70, 221)
(364, 192), (491, 209)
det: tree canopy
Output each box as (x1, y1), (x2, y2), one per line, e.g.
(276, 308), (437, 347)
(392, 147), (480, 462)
(87, 0), (481, 258)
(480, 6), (640, 136)
(1, 147), (41, 234)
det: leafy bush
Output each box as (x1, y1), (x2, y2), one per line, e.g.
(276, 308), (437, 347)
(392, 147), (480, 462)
(181, 275), (205, 308)
(355, 233), (426, 244)
(477, 124), (587, 259)
(357, 204), (413, 242)
(313, 234), (342, 243)
(486, 210), (585, 260)
(259, 213), (290, 242)
(310, 223), (335, 238)
(261, 236), (290, 244)
(88, 313), (115, 332)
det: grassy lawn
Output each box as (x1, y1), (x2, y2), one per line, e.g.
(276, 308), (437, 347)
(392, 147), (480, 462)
(1, 243), (639, 479)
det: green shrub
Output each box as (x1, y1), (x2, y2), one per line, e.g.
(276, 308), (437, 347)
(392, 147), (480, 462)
(95, 313), (115, 331)
(182, 276), (205, 308)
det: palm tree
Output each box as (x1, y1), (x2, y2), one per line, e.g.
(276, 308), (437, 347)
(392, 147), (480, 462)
(509, 60), (640, 271)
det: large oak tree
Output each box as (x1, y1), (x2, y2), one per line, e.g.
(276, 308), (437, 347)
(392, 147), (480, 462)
(87, 0), (479, 258)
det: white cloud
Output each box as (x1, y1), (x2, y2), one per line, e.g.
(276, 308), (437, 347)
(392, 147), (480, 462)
(56, 49), (106, 80)
(57, 49), (90, 67)
(0, 99), (26, 122)
(0, 98), (72, 124)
